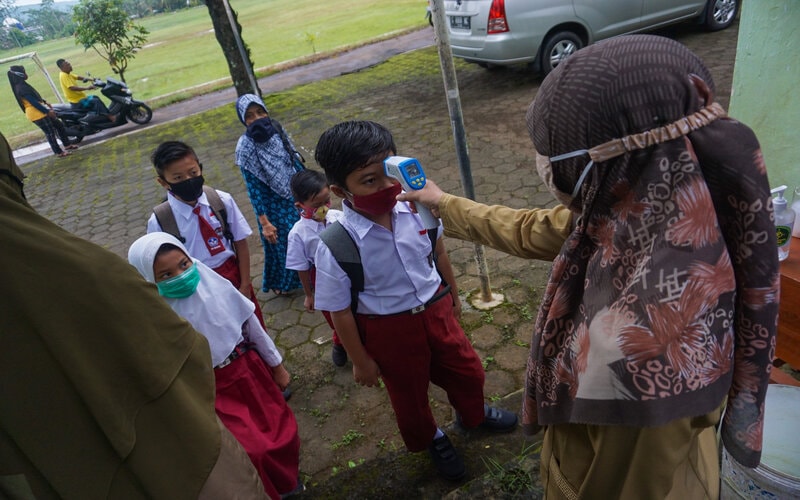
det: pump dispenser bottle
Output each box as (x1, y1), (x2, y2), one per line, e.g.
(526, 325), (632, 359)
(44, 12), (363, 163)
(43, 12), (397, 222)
(772, 185), (795, 261)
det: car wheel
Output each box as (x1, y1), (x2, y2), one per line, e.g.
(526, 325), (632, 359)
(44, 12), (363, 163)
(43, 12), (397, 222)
(540, 31), (582, 76)
(704, 0), (738, 31)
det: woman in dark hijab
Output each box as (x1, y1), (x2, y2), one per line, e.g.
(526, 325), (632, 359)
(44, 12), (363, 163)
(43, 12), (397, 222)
(8, 65), (76, 157)
(402, 34), (778, 498)
(234, 94), (303, 296)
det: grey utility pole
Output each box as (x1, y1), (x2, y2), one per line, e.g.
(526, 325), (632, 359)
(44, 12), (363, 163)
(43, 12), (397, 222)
(429, 0), (502, 308)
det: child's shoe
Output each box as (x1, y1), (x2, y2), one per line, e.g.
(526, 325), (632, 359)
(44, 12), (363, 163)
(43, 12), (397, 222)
(479, 404), (518, 432)
(428, 433), (465, 481)
(331, 343), (348, 366)
(280, 476), (305, 498)
(456, 404), (518, 433)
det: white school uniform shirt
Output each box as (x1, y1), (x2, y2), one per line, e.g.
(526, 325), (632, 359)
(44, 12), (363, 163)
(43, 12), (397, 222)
(285, 208), (344, 271)
(128, 232), (282, 367)
(313, 200), (442, 315)
(146, 189), (252, 269)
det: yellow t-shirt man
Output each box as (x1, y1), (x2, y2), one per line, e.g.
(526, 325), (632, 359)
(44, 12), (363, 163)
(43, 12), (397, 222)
(56, 59), (112, 119)
(59, 70), (88, 104)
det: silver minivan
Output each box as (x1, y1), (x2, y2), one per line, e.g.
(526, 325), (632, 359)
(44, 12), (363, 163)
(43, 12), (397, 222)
(444, 0), (738, 75)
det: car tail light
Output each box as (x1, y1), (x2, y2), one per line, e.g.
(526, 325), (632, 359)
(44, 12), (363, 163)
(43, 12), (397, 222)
(487, 0), (509, 34)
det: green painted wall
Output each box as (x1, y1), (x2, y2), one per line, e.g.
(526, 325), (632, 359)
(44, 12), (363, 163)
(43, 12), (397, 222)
(729, 0), (799, 192)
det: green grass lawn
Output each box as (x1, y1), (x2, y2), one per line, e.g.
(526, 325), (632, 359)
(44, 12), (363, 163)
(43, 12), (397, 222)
(1, 0), (425, 147)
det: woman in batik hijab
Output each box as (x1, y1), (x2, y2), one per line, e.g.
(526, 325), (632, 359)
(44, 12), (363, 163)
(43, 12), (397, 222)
(235, 94), (303, 296)
(401, 34), (778, 498)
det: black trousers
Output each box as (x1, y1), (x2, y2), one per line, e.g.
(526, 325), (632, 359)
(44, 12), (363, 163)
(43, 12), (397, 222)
(33, 115), (72, 155)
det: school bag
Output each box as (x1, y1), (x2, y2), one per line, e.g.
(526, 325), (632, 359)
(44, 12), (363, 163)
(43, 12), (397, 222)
(318, 221), (442, 314)
(153, 185), (234, 247)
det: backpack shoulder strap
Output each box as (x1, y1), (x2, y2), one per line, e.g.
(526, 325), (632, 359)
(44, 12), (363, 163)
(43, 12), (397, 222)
(427, 227), (447, 286)
(153, 201), (184, 243)
(319, 221), (363, 314)
(203, 186), (235, 246)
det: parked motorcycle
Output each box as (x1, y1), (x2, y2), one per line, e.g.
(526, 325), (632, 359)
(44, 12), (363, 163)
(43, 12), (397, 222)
(52, 76), (153, 143)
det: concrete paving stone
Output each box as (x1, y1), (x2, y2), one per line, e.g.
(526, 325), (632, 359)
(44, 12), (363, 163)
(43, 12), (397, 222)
(486, 308), (516, 330)
(483, 369), (518, 399)
(275, 323), (313, 349)
(285, 343), (323, 368)
(259, 294), (295, 314)
(494, 343), (531, 374)
(297, 310), (328, 329)
(470, 324), (503, 351)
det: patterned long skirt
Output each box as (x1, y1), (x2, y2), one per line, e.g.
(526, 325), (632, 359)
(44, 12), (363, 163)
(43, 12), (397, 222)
(241, 168), (301, 293)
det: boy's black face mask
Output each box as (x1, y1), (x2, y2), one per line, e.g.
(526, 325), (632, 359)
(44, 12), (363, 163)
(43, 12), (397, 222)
(246, 117), (277, 143)
(167, 175), (204, 202)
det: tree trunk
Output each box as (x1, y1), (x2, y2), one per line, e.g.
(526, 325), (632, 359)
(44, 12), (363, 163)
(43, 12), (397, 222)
(203, 0), (260, 97)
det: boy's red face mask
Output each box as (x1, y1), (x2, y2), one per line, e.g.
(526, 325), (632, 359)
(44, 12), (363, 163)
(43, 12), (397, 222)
(351, 183), (401, 216)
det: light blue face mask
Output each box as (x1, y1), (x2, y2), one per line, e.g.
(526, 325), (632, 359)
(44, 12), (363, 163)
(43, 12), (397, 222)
(157, 262), (201, 298)
(550, 149), (595, 201)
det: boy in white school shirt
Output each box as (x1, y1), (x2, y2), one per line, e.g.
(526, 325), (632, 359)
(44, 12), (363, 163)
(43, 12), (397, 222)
(145, 140), (266, 328)
(312, 120), (517, 481)
(285, 169), (348, 366)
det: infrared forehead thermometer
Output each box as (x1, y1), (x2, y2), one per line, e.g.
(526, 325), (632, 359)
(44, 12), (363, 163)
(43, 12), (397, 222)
(384, 156), (439, 230)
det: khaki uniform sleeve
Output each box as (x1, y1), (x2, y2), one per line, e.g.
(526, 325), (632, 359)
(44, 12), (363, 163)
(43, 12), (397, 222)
(439, 193), (572, 261)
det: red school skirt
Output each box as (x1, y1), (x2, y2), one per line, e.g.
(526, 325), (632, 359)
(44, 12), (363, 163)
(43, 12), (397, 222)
(214, 349), (300, 499)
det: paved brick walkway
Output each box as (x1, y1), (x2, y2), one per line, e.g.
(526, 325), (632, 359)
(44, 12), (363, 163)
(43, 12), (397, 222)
(17, 21), (740, 496)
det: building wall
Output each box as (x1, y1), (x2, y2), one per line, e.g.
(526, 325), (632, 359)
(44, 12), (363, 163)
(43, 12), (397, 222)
(729, 0), (799, 192)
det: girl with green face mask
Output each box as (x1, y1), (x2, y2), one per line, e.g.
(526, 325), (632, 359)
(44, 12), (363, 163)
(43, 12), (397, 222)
(128, 232), (302, 498)
(152, 244), (201, 298)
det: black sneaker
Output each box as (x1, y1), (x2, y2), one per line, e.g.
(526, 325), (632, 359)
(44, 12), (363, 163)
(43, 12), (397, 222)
(480, 404), (518, 432)
(331, 343), (348, 367)
(280, 476), (305, 498)
(456, 404), (519, 433)
(428, 434), (466, 481)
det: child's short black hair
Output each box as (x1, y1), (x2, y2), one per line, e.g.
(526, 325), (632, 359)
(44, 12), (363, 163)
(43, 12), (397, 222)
(291, 169), (328, 204)
(151, 141), (199, 177)
(314, 121), (396, 189)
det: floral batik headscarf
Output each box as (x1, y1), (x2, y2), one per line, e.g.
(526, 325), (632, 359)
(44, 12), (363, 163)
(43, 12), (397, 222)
(525, 34), (778, 468)
(234, 93), (298, 200)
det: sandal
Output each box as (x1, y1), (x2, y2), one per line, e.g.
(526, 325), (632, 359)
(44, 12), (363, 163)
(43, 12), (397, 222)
(56, 151), (70, 158)
(271, 289), (291, 297)
(65, 144), (79, 150)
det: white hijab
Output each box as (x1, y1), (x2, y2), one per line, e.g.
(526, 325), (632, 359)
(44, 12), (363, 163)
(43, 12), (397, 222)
(128, 232), (253, 365)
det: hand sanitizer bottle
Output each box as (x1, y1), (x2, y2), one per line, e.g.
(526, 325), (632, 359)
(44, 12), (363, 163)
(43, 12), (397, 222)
(791, 186), (800, 237)
(772, 185), (795, 261)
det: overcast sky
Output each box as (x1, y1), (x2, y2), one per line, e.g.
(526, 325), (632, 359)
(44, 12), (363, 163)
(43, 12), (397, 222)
(13, 0), (70, 6)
